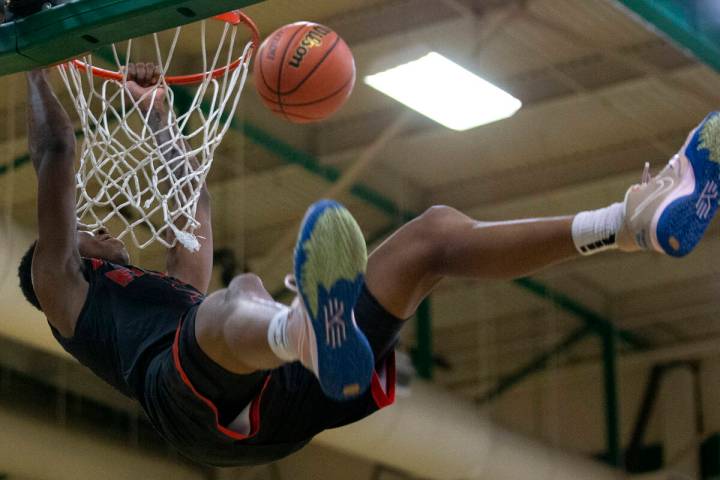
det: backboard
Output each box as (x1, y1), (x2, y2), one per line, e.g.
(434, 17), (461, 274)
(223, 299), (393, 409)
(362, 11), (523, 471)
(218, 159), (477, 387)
(0, 0), (263, 76)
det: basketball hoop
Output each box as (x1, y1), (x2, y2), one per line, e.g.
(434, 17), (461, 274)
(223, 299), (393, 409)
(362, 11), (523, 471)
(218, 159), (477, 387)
(57, 10), (260, 251)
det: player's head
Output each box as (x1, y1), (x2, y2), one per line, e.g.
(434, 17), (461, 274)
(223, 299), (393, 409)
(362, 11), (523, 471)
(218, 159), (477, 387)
(77, 228), (130, 265)
(17, 230), (130, 310)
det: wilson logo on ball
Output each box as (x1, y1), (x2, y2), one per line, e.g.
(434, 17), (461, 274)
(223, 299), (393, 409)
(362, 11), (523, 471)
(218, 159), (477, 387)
(254, 21), (355, 123)
(289, 25), (333, 68)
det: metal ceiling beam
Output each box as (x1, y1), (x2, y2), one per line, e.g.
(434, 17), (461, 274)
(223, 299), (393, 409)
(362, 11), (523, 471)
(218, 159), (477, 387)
(0, 128), (83, 176)
(601, 326), (622, 467)
(414, 298), (433, 380)
(515, 278), (649, 349)
(430, 128), (690, 209)
(476, 324), (594, 404)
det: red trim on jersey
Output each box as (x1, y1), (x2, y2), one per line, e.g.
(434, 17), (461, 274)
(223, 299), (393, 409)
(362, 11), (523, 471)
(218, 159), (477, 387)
(130, 267), (145, 278)
(104, 268), (136, 287)
(90, 258), (104, 271)
(172, 320), (271, 440)
(371, 351), (396, 409)
(104, 266), (145, 287)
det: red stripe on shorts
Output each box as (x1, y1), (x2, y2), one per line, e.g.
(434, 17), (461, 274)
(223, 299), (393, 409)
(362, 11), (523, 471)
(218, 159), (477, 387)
(371, 351), (396, 409)
(172, 320), (271, 441)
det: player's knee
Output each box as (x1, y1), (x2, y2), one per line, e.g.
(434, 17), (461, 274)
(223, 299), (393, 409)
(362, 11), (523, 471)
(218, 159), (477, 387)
(419, 205), (462, 225)
(228, 273), (263, 293)
(414, 205), (464, 268)
(416, 205), (464, 239)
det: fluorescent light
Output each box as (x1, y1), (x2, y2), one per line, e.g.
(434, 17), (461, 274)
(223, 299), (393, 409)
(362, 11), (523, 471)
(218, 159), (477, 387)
(365, 52), (521, 131)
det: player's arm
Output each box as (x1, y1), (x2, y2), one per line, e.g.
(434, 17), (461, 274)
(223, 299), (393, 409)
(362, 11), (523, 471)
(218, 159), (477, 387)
(164, 172), (213, 295)
(125, 63), (214, 294)
(167, 183), (213, 294)
(159, 123), (213, 295)
(26, 70), (88, 334)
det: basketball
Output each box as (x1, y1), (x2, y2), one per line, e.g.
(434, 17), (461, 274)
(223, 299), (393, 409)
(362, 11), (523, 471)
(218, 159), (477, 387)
(253, 22), (356, 123)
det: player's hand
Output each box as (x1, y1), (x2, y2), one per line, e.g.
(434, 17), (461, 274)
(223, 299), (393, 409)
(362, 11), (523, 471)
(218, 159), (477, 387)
(123, 62), (166, 112)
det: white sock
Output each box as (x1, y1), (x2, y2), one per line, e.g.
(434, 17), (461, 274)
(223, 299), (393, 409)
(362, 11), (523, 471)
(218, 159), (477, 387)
(572, 203), (624, 255)
(267, 308), (297, 363)
(266, 304), (318, 373)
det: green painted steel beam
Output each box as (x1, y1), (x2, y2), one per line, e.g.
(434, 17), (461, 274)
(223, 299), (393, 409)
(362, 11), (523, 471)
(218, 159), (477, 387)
(240, 121), (417, 220)
(514, 277), (649, 350)
(0, 152), (29, 176)
(602, 326), (622, 467)
(414, 298), (433, 380)
(616, 0), (720, 72)
(477, 325), (594, 404)
(0, 128), (84, 175)
(0, 0), (263, 77)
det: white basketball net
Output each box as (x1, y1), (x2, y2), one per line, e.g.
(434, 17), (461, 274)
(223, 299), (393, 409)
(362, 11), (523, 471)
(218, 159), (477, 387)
(57, 15), (256, 251)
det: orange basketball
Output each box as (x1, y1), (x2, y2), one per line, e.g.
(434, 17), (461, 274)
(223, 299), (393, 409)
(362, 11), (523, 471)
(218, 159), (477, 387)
(253, 22), (356, 123)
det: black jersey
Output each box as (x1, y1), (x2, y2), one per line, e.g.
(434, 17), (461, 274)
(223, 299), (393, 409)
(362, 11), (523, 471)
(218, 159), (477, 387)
(50, 258), (204, 398)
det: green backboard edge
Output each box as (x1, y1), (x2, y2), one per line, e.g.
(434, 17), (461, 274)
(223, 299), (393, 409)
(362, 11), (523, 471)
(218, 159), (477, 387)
(0, 0), (263, 77)
(615, 0), (720, 73)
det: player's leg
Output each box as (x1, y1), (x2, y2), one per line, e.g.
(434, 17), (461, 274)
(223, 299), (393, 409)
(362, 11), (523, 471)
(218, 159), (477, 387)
(367, 210), (578, 319)
(194, 273), (288, 374)
(192, 200), (374, 401)
(367, 112), (720, 320)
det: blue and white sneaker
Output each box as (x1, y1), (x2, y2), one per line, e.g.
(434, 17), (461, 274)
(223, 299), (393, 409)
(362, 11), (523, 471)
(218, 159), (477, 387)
(618, 112), (720, 257)
(289, 199), (373, 400)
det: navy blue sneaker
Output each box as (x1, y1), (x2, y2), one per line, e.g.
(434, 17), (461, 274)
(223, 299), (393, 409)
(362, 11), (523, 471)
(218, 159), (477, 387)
(290, 199), (373, 400)
(619, 112), (720, 257)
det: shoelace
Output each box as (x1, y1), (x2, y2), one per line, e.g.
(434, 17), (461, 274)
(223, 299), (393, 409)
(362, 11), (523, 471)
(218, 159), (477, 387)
(284, 274), (297, 293)
(641, 162), (651, 185)
(638, 154), (681, 187)
(284, 274), (304, 316)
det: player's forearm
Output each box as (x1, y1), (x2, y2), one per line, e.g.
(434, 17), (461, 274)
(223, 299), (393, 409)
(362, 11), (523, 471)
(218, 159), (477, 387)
(26, 71), (76, 169)
(145, 106), (201, 174)
(146, 105), (210, 230)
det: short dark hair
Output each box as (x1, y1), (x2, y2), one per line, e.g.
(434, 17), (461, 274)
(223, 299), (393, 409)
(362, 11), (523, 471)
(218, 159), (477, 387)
(18, 241), (42, 311)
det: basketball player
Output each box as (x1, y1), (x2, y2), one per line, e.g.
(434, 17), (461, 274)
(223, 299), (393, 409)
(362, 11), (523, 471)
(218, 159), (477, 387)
(18, 65), (719, 466)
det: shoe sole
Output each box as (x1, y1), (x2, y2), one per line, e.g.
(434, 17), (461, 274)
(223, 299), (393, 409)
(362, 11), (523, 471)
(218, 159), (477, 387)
(656, 112), (720, 257)
(294, 199), (373, 400)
